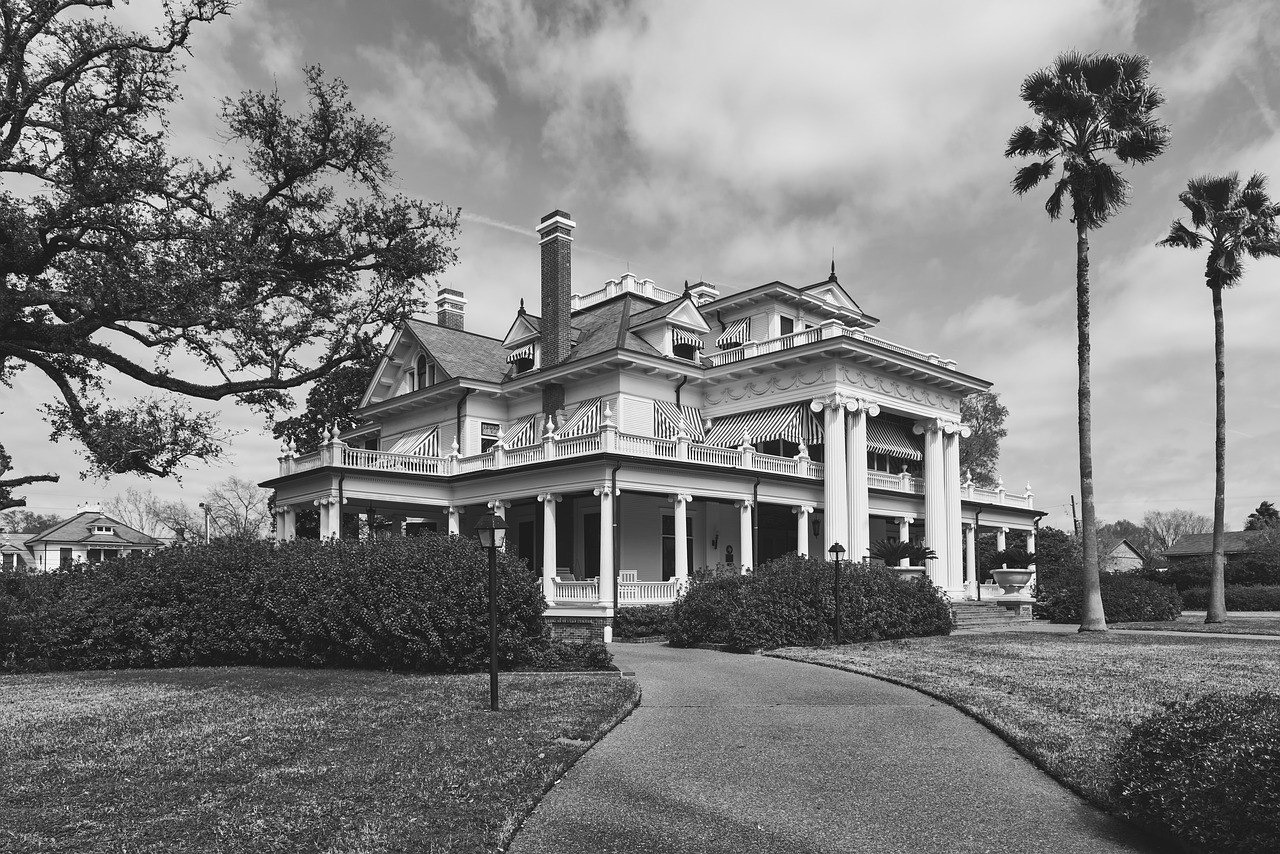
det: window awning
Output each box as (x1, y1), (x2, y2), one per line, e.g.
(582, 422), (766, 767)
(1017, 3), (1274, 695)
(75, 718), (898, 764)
(705, 404), (818, 447)
(655, 402), (705, 441)
(867, 420), (923, 461)
(503, 414), (538, 449)
(386, 426), (439, 457)
(506, 344), (534, 363)
(558, 397), (603, 437)
(716, 317), (750, 348)
(671, 328), (703, 349)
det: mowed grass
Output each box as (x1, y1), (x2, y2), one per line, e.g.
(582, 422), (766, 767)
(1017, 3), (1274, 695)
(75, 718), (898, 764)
(1112, 614), (1280, 635)
(0, 667), (639, 853)
(771, 633), (1280, 808)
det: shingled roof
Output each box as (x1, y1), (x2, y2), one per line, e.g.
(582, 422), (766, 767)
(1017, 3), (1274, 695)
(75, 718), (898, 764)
(25, 510), (160, 548)
(406, 319), (510, 384)
(1162, 531), (1263, 558)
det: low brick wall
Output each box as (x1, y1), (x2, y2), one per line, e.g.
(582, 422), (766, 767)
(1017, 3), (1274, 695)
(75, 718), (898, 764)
(545, 615), (611, 643)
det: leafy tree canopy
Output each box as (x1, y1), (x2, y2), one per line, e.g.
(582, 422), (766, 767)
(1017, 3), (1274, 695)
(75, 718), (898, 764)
(0, 2), (459, 511)
(0, 509), (63, 534)
(959, 390), (1008, 489)
(272, 351), (381, 455)
(1246, 501), (1280, 531)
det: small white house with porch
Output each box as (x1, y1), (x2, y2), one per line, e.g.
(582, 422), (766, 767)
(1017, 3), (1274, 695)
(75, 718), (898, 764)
(262, 210), (1044, 640)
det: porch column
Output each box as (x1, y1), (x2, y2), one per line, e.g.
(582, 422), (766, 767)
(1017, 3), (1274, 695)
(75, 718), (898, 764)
(813, 396), (848, 551)
(964, 521), (978, 598)
(672, 493), (691, 588)
(943, 423), (969, 596)
(487, 499), (510, 549)
(793, 505), (815, 558)
(913, 419), (947, 586)
(736, 499), (754, 573)
(538, 493), (561, 602)
(846, 399), (879, 564)
(996, 526), (1008, 555)
(593, 484), (616, 627)
(275, 504), (296, 542)
(896, 516), (914, 567)
(1026, 527), (1037, 559)
(316, 495), (342, 539)
(446, 505), (464, 536)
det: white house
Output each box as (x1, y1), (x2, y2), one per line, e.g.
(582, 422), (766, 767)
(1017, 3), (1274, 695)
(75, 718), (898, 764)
(14, 504), (161, 570)
(262, 210), (1044, 640)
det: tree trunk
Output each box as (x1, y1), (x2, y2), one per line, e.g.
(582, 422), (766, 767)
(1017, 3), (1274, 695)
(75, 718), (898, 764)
(1075, 215), (1107, 632)
(1207, 284), (1228, 623)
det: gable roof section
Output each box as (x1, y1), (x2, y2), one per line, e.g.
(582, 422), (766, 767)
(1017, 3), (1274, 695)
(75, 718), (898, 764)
(25, 511), (160, 547)
(565, 295), (662, 362)
(1162, 531), (1261, 558)
(405, 319), (509, 384)
(630, 295), (711, 333)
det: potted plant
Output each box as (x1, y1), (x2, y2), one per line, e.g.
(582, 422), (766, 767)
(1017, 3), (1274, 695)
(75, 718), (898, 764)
(868, 539), (937, 581)
(991, 547), (1034, 594)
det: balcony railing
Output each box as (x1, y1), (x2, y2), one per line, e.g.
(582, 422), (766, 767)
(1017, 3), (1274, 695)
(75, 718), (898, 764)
(703, 320), (959, 370)
(282, 430), (1036, 509)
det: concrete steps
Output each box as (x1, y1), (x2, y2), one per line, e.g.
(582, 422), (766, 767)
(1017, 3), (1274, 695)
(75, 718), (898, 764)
(951, 600), (1034, 631)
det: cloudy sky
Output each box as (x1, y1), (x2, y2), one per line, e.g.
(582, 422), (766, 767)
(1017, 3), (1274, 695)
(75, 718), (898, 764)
(7, 0), (1280, 534)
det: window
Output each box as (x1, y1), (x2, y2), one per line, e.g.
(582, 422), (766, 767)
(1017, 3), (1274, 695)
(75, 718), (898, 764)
(93, 525), (114, 534)
(1, 554), (13, 570)
(416, 355), (428, 389)
(480, 422), (501, 453)
(661, 515), (694, 581)
(59, 547), (73, 568)
(780, 316), (794, 335)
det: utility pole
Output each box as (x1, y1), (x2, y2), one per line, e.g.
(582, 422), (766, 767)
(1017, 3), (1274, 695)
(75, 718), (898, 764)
(1070, 495), (1080, 536)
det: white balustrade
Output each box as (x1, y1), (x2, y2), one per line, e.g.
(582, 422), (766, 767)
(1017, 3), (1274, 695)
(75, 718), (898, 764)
(617, 579), (680, 604)
(457, 452), (496, 473)
(340, 447), (445, 474)
(290, 452), (324, 473)
(556, 434), (603, 458)
(750, 453), (798, 475)
(687, 444), (741, 467)
(552, 579), (600, 602)
(505, 446), (545, 466)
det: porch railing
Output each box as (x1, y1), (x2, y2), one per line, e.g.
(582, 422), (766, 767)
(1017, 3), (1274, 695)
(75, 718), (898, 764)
(550, 578), (682, 606)
(551, 579), (599, 602)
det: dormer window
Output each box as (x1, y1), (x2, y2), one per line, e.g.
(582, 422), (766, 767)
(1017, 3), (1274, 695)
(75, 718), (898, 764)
(671, 328), (703, 360)
(506, 343), (536, 374)
(94, 525), (114, 535)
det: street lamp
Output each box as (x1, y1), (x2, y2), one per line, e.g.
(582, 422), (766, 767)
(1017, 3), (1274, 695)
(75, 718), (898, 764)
(828, 542), (846, 644)
(474, 512), (509, 712)
(198, 502), (211, 544)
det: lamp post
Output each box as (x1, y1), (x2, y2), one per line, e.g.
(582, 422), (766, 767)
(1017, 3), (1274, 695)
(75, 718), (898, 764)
(198, 502), (210, 544)
(828, 542), (846, 644)
(474, 511), (509, 712)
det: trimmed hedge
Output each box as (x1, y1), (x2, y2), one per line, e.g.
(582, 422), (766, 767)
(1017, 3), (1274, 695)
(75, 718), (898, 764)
(0, 535), (592, 673)
(1182, 585), (1280, 611)
(1035, 573), (1181, 624)
(668, 553), (952, 650)
(613, 604), (673, 639)
(1112, 692), (1280, 853)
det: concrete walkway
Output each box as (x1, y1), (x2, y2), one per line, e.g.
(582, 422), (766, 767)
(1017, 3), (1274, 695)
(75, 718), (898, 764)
(509, 645), (1160, 854)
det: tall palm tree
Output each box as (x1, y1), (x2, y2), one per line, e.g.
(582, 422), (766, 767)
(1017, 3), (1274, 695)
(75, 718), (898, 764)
(1005, 52), (1169, 632)
(1157, 173), (1280, 623)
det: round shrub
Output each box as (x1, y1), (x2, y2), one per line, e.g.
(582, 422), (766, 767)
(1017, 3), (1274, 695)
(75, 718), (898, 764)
(613, 604), (674, 639)
(1112, 691), (1280, 853)
(1035, 573), (1182, 623)
(669, 553), (951, 649)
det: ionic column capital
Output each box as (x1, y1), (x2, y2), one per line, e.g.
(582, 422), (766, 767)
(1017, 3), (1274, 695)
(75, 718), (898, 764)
(537, 492), (562, 504)
(735, 499), (754, 510)
(670, 493), (693, 505)
(487, 499), (511, 512)
(895, 515), (915, 525)
(845, 397), (880, 417)
(792, 504), (816, 515)
(913, 418), (943, 435)
(593, 485), (618, 498)
(810, 392), (848, 413)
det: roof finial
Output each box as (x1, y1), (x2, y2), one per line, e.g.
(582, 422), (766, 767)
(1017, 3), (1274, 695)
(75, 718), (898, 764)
(830, 249), (836, 281)
(518, 297), (525, 314)
(683, 279), (690, 293)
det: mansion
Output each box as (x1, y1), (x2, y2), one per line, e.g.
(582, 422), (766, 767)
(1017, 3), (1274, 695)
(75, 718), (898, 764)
(262, 210), (1043, 640)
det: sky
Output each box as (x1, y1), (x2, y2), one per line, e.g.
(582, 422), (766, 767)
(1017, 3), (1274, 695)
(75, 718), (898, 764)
(5, 0), (1280, 534)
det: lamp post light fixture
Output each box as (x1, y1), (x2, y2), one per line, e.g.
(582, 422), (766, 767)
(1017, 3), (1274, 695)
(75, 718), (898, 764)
(474, 511), (509, 712)
(828, 542), (846, 645)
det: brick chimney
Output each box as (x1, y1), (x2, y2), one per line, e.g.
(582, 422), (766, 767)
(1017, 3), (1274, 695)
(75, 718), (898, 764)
(435, 288), (466, 330)
(537, 209), (574, 419)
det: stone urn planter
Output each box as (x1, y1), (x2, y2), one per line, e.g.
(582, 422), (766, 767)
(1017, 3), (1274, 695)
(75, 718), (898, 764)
(991, 568), (1034, 595)
(895, 566), (928, 582)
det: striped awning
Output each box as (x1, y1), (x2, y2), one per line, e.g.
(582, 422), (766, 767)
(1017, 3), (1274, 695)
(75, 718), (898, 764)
(655, 402), (706, 440)
(867, 420), (923, 461)
(506, 344), (534, 364)
(558, 397), (603, 437)
(503, 414), (538, 448)
(671, 328), (703, 349)
(386, 426), (439, 456)
(716, 317), (750, 348)
(705, 405), (812, 447)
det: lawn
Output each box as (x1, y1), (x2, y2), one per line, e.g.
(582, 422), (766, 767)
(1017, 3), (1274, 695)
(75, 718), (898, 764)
(0, 667), (639, 853)
(770, 632), (1280, 809)
(1112, 614), (1280, 635)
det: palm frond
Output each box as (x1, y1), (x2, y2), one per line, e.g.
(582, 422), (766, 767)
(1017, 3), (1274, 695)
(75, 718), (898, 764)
(1074, 161), (1129, 227)
(1004, 125), (1038, 158)
(1156, 219), (1203, 250)
(1045, 177), (1069, 220)
(1114, 127), (1169, 164)
(1207, 245), (1244, 289)
(1012, 162), (1054, 196)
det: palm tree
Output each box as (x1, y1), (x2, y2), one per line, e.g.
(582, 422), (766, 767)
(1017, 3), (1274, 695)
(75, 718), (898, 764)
(1157, 173), (1280, 623)
(1005, 52), (1169, 632)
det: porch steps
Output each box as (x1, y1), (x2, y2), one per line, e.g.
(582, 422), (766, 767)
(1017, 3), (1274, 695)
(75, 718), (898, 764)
(951, 600), (1034, 631)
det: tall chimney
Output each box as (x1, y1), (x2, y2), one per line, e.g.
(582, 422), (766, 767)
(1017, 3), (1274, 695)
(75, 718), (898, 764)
(435, 288), (466, 330)
(537, 210), (574, 366)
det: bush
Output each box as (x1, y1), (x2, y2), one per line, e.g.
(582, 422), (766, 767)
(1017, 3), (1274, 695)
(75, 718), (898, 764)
(613, 604), (673, 639)
(517, 639), (614, 672)
(0, 534), (550, 674)
(1034, 573), (1181, 623)
(668, 553), (952, 650)
(1112, 691), (1280, 853)
(1181, 585), (1280, 611)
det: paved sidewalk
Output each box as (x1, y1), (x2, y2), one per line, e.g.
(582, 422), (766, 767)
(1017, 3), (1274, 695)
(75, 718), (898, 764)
(508, 645), (1160, 854)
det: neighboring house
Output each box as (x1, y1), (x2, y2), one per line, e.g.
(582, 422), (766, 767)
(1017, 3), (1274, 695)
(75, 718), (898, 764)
(20, 504), (161, 571)
(1103, 538), (1146, 573)
(1162, 531), (1259, 565)
(0, 530), (32, 570)
(263, 209), (1044, 640)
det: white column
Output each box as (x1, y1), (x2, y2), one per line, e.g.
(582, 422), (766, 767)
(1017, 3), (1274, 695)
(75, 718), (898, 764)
(736, 499), (754, 573)
(964, 521), (978, 599)
(1027, 527), (1037, 557)
(487, 499), (510, 550)
(446, 505), (463, 536)
(896, 516), (914, 567)
(672, 493), (691, 588)
(538, 493), (560, 602)
(914, 419), (946, 587)
(275, 505), (296, 542)
(814, 397), (848, 552)
(997, 527), (1008, 554)
(846, 400), (878, 564)
(793, 505), (814, 558)
(943, 423), (968, 596)
(593, 484), (615, 630)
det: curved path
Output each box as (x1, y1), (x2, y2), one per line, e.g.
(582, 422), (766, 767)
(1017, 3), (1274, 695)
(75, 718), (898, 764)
(509, 644), (1160, 854)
